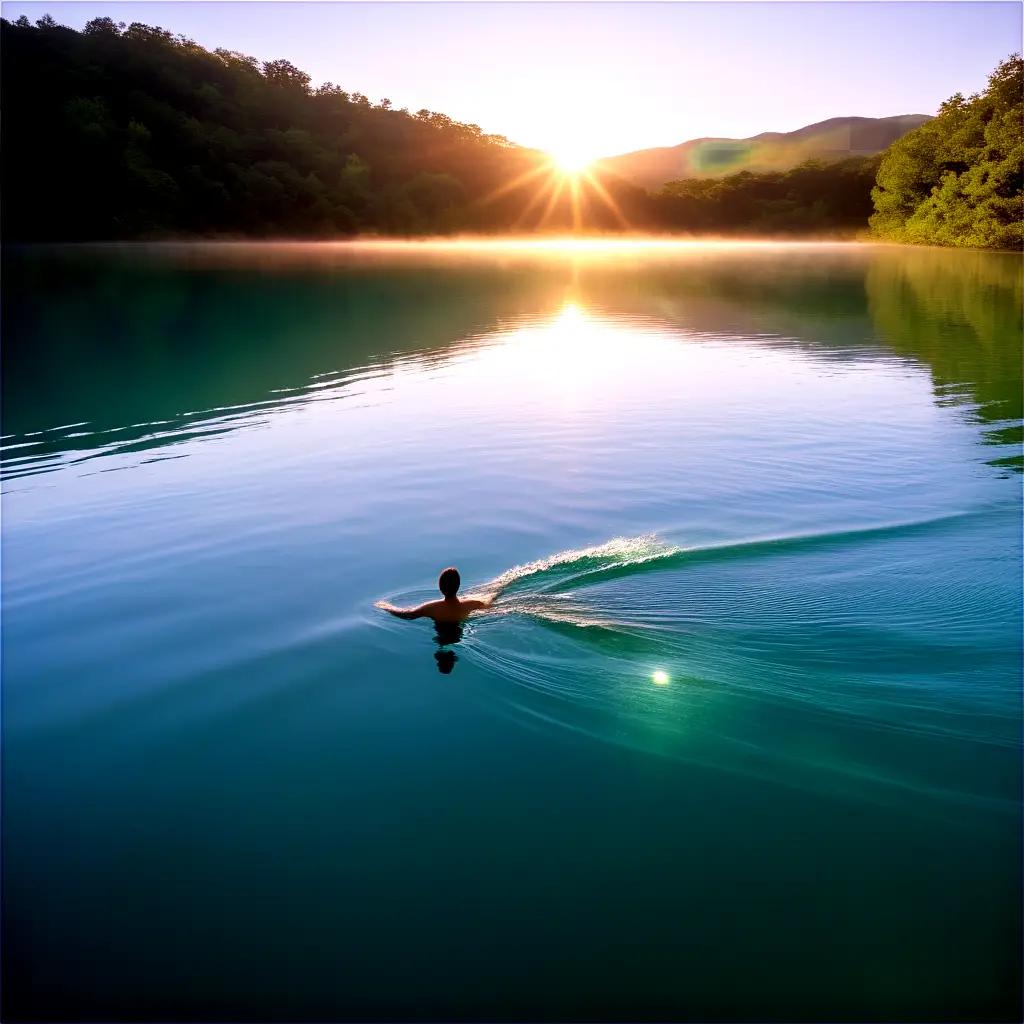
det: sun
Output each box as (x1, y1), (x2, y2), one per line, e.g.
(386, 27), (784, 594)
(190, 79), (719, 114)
(478, 136), (629, 229)
(548, 146), (595, 175)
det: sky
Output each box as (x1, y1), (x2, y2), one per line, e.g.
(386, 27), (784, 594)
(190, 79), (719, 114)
(2, 1), (1019, 159)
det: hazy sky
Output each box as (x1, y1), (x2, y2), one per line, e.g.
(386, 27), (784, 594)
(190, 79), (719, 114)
(3, 1), (1019, 158)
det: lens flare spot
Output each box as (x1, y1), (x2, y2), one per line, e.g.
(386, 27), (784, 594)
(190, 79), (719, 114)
(652, 669), (670, 686)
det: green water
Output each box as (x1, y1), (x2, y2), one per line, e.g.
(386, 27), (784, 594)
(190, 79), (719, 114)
(2, 242), (1021, 1021)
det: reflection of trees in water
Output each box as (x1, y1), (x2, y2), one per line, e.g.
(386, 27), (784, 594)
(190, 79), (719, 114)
(575, 254), (879, 349)
(573, 248), (1022, 453)
(1, 249), (565, 440)
(5, 245), (1020, 471)
(864, 249), (1022, 431)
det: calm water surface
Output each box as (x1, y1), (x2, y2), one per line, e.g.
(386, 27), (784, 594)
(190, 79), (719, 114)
(2, 241), (1021, 1021)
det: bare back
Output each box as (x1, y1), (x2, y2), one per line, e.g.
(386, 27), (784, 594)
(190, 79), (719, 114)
(376, 594), (495, 623)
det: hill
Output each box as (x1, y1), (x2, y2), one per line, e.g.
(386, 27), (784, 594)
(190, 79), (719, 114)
(597, 115), (932, 189)
(0, 14), (649, 239)
(1, 14), (960, 241)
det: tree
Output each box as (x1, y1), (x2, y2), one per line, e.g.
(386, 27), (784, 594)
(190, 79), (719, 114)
(652, 157), (879, 235)
(262, 58), (311, 93)
(871, 54), (1023, 249)
(0, 16), (543, 239)
(83, 16), (122, 35)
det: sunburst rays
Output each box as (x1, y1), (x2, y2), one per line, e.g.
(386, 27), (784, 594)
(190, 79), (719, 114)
(478, 154), (631, 232)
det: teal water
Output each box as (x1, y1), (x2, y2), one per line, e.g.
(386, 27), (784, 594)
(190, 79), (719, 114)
(2, 241), (1021, 1021)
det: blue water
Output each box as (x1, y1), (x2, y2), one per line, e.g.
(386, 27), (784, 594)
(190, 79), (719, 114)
(2, 241), (1021, 1021)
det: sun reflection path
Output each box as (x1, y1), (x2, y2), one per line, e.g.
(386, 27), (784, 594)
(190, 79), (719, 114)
(456, 298), (690, 413)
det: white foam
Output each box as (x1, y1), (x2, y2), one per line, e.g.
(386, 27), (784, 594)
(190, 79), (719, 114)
(485, 534), (681, 594)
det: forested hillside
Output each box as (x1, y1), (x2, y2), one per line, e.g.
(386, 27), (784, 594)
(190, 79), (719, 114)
(652, 157), (881, 234)
(870, 55), (1022, 249)
(3, 15), (1018, 246)
(0, 14), (648, 238)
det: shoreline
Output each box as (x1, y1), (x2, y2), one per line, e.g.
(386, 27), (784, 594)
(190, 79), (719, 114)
(4, 234), (1019, 253)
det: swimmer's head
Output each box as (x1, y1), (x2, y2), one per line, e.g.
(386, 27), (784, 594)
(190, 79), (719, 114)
(439, 567), (461, 598)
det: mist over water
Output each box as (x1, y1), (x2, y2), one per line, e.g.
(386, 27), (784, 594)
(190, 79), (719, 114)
(2, 242), (1021, 1021)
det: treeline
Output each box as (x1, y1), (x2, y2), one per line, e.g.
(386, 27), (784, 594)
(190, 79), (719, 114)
(650, 157), (879, 234)
(870, 55), (1022, 250)
(0, 15), (527, 236)
(1, 14), (648, 238)
(647, 52), (1023, 247)
(0, 15), (882, 240)
(1, 15), (1018, 245)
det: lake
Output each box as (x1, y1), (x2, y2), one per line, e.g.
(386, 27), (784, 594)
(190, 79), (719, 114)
(2, 240), (1021, 1022)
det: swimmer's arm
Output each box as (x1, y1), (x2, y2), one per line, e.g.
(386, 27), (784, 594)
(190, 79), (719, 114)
(463, 587), (503, 612)
(375, 600), (432, 620)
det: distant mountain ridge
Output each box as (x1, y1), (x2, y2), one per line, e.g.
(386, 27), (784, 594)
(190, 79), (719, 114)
(597, 114), (932, 188)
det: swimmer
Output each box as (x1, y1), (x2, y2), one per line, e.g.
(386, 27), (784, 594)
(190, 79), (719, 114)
(376, 567), (500, 624)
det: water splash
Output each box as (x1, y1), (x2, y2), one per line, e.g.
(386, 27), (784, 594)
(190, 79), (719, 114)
(485, 533), (681, 595)
(480, 513), (994, 627)
(460, 519), (1020, 816)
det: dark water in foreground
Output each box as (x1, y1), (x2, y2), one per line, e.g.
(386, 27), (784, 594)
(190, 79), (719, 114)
(2, 241), (1021, 1022)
